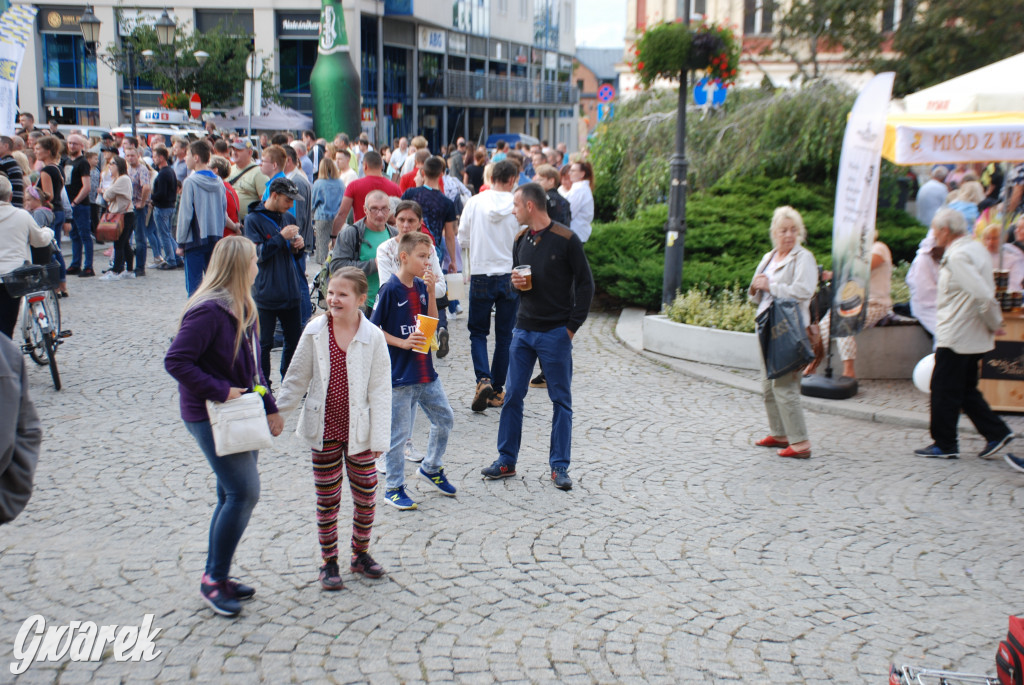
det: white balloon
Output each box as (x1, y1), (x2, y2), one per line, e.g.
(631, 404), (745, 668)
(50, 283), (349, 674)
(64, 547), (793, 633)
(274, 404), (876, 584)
(913, 353), (935, 394)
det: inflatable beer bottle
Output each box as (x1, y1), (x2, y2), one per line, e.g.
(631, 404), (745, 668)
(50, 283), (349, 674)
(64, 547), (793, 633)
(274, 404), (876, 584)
(311, 0), (361, 140)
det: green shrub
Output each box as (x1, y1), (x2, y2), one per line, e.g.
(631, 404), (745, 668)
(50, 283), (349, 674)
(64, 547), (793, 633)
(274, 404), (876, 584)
(584, 176), (928, 310)
(665, 286), (757, 332)
(588, 82), (857, 222)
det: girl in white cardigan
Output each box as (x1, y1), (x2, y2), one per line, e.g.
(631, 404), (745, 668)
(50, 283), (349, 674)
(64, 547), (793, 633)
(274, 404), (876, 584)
(276, 267), (392, 591)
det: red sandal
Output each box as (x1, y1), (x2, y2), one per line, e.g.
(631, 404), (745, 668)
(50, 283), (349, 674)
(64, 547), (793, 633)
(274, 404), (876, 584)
(755, 435), (789, 448)
(777, 446), (811, 459)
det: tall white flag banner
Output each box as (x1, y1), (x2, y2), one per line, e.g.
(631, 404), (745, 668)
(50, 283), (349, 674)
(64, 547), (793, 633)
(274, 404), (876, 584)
(831, 72), (895, 338)
(0, 5), (38, 136)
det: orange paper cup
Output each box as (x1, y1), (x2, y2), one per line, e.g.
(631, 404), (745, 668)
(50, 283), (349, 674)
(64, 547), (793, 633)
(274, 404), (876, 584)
(414, 314), (438, 354)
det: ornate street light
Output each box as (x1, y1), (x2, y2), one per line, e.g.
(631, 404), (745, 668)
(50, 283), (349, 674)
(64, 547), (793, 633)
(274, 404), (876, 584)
(79, 5), (101, 44)
(154, 9), (176, 47)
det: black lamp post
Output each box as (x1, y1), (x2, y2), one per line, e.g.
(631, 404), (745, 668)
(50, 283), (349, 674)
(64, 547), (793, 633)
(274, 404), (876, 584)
(79, 6), (206, 137)
(142, 10), (208, 95)
(661, 1), (692, 308)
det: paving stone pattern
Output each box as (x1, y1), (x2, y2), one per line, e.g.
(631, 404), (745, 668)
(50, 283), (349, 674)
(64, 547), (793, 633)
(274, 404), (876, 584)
(2, 264), (1022, 684)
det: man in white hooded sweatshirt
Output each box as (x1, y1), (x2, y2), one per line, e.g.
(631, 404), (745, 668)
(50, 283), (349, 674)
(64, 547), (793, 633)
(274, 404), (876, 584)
(458, 160), (521, 413)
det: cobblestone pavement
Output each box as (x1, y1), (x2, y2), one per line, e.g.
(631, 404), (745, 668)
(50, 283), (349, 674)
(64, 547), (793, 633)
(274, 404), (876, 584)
(3, 262), (1024, 684)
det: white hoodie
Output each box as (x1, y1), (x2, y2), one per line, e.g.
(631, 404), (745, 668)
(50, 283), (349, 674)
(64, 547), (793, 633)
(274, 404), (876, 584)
(458, 189), (519, 276)
(0, 203), (54, 273)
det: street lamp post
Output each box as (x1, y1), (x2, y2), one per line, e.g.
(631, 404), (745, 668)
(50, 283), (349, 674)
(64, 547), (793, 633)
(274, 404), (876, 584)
(79, 6), (206, 135)
(661, 0), (693, 308)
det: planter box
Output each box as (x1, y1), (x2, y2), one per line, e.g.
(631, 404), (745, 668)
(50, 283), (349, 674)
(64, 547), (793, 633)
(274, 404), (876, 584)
(642, 315), (761, 370)
(642, 314), (933, 380)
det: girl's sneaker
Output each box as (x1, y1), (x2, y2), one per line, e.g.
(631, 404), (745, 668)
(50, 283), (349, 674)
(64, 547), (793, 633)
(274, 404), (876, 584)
(226, 578), (255, 601)
(200, 576), (241, 617)
(350, 552), (385, 578)
(319, 562), (344, 591)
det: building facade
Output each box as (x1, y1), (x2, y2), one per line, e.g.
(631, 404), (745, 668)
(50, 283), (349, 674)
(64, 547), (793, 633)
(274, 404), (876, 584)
(573, 47), (619, 136)
(619, 0), (901, 97)
(17, 0), (579, 150)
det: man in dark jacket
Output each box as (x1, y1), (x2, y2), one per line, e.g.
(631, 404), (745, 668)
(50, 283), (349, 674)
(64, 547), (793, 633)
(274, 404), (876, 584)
(152, 146), (183, 269)
(0, 333), (41, 524)
(244, 177), (305, 384)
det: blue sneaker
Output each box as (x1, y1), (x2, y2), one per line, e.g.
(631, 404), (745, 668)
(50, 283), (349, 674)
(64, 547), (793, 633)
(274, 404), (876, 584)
(1004, 453), (1024, 473)
(383, 486), (417, 510)
(200, 575), (242, 617)
(481, 460), (516, 479)
(418, 466), (457, 496)
(978, 433), (1014, 459)
(913, 444), (959, 459)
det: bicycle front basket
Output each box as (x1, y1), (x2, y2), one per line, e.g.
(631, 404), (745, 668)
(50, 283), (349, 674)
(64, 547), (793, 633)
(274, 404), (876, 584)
(1, 262), (61, 298)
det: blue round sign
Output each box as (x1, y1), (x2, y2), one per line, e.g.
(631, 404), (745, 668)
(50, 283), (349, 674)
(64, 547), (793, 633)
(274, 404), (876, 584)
(694, 78), (728, 107)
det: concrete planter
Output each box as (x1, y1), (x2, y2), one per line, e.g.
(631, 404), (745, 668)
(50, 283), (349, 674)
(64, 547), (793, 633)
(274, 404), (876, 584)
(641, 314), (932, 380)
(642, 315), (761, 370)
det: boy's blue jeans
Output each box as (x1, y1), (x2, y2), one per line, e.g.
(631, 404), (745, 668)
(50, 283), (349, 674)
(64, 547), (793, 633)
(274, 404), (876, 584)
(385, 378), (453, 490)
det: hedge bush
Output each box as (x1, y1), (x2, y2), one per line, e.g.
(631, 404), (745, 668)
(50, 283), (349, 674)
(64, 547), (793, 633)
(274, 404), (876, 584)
(588, 82), (860, 222)
(584, 176), (925, 310)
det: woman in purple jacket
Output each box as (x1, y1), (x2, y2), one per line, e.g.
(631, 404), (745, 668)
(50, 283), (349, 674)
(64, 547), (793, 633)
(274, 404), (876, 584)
(165, 235), (283, 618)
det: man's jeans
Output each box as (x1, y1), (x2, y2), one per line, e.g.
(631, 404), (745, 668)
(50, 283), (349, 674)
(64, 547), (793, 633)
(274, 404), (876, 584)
(468, 274), (518, 393)
(385, 379), (453, 490)
(183, 243), (215, 296)
(69, 204), (93, 270)
(152, 206), (181, 265)
(132, 206), (150, 272)
(184, 420), (260, 582)
(497, 327), (574, 472)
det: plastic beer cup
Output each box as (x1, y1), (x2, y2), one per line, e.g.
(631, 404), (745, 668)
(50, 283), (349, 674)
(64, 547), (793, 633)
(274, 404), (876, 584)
(513, 265), (532, 291)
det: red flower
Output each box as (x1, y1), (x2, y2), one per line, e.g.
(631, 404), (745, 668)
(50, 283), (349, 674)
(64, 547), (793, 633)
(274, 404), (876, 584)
(637, 61), (645, 70)
(635, 49), (640, 56)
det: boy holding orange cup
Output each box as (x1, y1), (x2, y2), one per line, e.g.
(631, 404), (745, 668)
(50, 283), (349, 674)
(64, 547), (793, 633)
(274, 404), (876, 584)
(370, 232), (456, 510)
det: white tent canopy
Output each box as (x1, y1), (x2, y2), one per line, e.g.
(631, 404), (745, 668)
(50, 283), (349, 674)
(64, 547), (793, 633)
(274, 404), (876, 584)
(208, 102), (313, 132)
(902, 52), (1024, 114)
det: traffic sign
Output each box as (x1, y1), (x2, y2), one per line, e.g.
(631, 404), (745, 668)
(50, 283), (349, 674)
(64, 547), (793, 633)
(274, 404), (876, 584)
(597, 103), (614, 122)
(597, 84), (616, 103)
(189, 93), (201, 119)
(694, 78), (727, 107)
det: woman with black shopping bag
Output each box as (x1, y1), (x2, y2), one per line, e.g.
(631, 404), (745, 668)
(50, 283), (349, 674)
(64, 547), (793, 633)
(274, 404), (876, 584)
(749, 206), (818, 459)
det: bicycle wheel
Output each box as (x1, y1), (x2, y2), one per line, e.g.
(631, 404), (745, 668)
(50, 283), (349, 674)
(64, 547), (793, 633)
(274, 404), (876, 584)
(21, 302), (46, 366)
(44, 290), (61, 337)
(43, 331), (61, 391)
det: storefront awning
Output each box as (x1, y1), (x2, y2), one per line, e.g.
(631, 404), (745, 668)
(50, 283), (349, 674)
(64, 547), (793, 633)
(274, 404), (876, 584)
(881, 111), (1024, 165)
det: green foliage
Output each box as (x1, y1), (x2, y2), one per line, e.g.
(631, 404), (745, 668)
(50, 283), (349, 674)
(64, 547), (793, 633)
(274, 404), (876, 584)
(109, 21), (278, 109)
(890, 260), (910, 305)
(665, 286), (757, 332)
(585, 176), (927, 310)
(871, 2), (1024, 97)
(588, 82), (856, 222)
(771, 0), (884, 82)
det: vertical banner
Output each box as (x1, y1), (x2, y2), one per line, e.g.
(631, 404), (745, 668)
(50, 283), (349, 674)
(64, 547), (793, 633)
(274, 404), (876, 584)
(831, 72), (895, 338)
(0, 5), (38, 136)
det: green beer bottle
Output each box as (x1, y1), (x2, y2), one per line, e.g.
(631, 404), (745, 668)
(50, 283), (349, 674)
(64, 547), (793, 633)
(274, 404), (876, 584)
(310, 0), (361, 141)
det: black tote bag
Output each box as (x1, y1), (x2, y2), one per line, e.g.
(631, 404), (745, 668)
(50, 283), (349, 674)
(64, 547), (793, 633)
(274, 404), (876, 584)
(756, 298), (815, 379)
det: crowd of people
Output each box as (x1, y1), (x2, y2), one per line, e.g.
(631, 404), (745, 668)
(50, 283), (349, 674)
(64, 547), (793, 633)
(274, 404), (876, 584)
(0, 116), (595, 616)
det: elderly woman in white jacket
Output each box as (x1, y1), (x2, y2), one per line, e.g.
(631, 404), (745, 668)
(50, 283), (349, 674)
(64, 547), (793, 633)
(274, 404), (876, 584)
(0, 176), (55, 338)
(748, 206), (818, 459)
(276, 266), (392, 591)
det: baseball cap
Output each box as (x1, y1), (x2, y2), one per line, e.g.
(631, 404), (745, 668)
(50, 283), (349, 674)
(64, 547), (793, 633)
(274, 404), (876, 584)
(101, 132), (114, 142)
(231, 139), (252, 150)
(268, 177), (300, 200)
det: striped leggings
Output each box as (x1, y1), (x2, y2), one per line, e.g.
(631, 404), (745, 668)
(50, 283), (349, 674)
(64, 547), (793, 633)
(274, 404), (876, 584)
(312, 441), (377, 564)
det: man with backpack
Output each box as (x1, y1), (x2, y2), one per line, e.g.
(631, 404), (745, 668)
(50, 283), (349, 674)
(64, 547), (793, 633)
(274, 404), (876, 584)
(330, 189), (397, 313)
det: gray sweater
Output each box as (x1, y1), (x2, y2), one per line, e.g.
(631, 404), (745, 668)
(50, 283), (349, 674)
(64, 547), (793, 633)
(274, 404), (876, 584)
(0, 334), (41, 524)
(176, 169), (226, 250)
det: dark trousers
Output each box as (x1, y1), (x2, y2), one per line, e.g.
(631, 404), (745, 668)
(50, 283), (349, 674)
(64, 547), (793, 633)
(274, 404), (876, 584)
(0, 286), (19, 339)
(257, 306), (302, 384)
(930, 346), (1010, 451)
(112, 212), (136, 273)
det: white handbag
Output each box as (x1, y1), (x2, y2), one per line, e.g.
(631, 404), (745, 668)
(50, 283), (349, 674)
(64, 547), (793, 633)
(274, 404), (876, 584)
(205, 333), (274, 457)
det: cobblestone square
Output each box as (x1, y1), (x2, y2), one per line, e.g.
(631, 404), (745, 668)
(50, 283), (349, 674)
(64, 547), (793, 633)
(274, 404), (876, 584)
(3, 262), (1023, 683)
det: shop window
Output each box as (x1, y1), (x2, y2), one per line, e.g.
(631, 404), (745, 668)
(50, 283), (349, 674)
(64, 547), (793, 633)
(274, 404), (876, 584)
(42, 34), (97, 89)
(279, 40), (317, 94)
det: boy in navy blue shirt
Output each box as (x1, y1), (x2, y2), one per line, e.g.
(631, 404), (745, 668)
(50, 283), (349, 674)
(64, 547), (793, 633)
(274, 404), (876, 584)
(371, 232), (456, 509)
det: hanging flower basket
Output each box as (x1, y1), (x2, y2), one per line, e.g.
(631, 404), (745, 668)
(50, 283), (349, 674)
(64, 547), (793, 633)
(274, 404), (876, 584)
(159, 91), (190, 110)
(630, 20), (740, 89)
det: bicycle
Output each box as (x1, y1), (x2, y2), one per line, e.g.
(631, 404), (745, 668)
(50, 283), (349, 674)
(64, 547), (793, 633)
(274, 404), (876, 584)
(1, 259), (71, 390)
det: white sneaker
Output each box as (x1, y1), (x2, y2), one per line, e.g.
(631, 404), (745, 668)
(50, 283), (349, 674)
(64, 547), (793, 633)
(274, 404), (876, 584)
(375, 455), (387, 475)
(404, 439), (425, 463)
(98, 271), (120, 281)
(119, 271), (136, 279)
